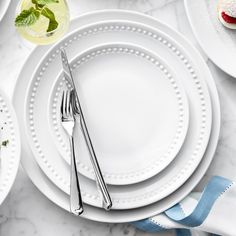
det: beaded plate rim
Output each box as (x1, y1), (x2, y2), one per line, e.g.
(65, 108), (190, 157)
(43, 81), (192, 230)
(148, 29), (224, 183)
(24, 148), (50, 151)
(0, 89), (21, 205)
(48, 43), (189, 184)
(24, 20), (212, 208)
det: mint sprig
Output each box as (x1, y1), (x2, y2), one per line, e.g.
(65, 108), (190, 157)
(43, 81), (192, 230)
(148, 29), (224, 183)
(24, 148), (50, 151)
(15, 7), (40, 27)
(15, 0), (59, 33)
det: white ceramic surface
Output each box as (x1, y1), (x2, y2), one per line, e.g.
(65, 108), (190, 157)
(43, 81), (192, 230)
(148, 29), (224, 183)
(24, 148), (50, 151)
(14, 10), (220, 222)
(50, 43), (189, 186)
(0, 88), (20, 206)
(24, 18), (212, 209)
(185, 0), (236, 78)
(41, 41), (190, 187)
(0, 0), (11, 22)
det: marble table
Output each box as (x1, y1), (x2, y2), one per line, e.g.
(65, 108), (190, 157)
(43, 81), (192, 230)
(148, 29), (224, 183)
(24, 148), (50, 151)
(0, 0), (236, 235)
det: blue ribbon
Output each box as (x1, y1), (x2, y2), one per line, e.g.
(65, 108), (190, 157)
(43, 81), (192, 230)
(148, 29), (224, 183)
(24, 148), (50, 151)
(133, 176), (232, 235)
(165, 176), (232, 227)
(176, 229), (191, 236)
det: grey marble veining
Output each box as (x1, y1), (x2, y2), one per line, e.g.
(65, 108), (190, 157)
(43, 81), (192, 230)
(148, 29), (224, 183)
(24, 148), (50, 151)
(0, 0), (236, 235)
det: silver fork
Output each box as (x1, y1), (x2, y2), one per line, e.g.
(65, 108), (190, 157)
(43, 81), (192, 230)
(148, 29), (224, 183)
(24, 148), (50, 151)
(61, 89), (83, 216)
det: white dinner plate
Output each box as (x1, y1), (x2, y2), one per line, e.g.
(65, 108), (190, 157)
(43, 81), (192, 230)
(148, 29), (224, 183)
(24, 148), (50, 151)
(47, 42), (190, 186)
(15, 10), (220, 222)
(0, 88), (20, 206)
(185, 0), (236, 78)
(24, 17), (212, 209)
(0, 0), (11, 22)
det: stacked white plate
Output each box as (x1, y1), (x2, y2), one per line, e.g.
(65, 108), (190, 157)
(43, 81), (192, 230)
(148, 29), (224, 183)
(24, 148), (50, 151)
(0, 88), (20, 206)
(0, 0), (11, 22)
(185, 0), (236, 78)
(14, 10), (220, 222)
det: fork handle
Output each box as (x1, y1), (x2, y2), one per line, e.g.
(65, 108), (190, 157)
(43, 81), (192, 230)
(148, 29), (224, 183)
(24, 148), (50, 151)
(69, 135), (84, 216)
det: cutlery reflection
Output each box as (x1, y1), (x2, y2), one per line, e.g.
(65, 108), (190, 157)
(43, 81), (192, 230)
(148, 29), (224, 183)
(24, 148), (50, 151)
(61, 89), (83, 216)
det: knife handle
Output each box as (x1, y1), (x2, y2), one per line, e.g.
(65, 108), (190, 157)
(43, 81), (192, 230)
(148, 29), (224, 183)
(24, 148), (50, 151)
(80, 116), (112, 210)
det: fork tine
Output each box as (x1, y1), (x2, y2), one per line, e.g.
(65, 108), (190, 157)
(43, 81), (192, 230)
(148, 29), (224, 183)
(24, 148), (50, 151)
(71, 90), (78, 115)
(69, 91), (73, 116)
(70, 90), (75, 114)
(65, 90), (69, 117)
(64, 90), (68, 117)
(61, 90), (65, 117)
(68, 90), (71, 116)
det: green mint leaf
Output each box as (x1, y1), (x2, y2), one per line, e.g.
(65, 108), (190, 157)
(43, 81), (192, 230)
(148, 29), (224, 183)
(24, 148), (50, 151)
(47, 20), (58, 32)
(15, 7), (40, 27)
(41, 7), (55, 21)
(41, 7), (58, 32)
(32, 0), (45, 9)
(36, 0), (59, 5)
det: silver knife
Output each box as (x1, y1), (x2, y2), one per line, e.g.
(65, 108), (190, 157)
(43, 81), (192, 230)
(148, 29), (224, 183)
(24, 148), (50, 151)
(60, 48), (112, 210)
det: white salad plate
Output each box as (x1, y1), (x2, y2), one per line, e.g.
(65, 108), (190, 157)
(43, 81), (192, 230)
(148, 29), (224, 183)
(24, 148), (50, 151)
(40, 42), (189, 186)
(24, 17), (212, 209)
(0, 0), (11, 22)
(14, 10), (220, 222)
(0, 88), (20, 206)
(185, 0), (236, 78)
